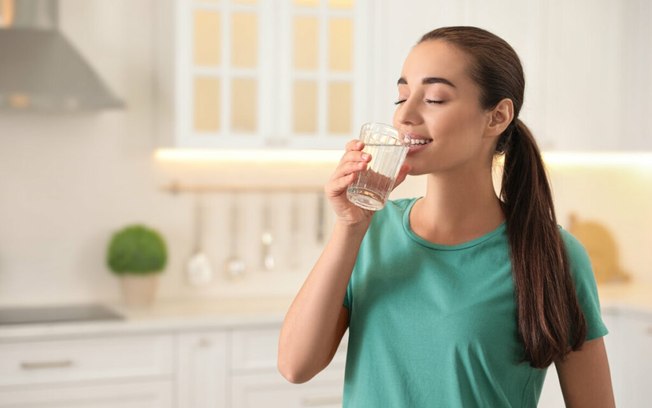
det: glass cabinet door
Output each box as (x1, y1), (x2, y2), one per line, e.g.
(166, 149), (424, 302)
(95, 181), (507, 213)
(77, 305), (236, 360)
(284, 0), (364, 148)
(177, 0), (369, 149)
(183, 0), (266, 147)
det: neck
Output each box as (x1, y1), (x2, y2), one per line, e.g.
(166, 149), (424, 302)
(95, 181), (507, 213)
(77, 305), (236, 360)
(410, 167), (504, 245)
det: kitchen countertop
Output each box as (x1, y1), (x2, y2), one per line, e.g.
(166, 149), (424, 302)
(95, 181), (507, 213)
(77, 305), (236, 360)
(0, 282), (650, 342)
(0, 296), (293, 341)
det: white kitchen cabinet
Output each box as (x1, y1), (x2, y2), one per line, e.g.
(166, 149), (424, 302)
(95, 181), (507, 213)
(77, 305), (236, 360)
(174, 324), (347, 408)
(377, 0), (652, 152)
(156, 0), (375, 150)
(607, 310), (652, 408)
(231, 369), (345, 408)
(176, 331), (229, 408)
(0, 381), (173, 408)
(229, 324), (347, 408)
(0, 333), (175, 408)
(0, 334), (174, 387)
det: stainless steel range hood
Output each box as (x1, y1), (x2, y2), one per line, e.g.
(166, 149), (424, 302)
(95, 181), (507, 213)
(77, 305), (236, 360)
(0, 0), (124, 112)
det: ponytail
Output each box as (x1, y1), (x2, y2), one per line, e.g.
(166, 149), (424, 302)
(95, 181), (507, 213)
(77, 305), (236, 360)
(420, 26), (588, 368)
(499, 119), (587, 368)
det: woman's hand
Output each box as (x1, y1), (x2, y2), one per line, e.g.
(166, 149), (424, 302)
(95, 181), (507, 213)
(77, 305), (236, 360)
(325, 140), (410, 227)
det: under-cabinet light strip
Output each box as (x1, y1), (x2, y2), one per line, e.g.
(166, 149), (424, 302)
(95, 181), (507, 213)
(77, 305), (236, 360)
(155, 149), (652, 167)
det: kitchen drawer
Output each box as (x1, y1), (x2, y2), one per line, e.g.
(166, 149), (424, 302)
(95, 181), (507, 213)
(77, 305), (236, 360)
(0, 379), (173, 408)
(230, 326), (348, 373)
(231, 367), (345, 408)
(0, 334), (174, 387)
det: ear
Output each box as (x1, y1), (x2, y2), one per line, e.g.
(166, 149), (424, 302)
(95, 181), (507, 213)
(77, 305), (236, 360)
(485, 98), (514, 138)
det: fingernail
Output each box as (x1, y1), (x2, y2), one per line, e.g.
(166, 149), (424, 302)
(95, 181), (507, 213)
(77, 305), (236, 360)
(361, 153), (370, 160)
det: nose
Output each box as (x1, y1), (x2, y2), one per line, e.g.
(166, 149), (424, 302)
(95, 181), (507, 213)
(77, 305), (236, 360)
(393, 96), (423, 128)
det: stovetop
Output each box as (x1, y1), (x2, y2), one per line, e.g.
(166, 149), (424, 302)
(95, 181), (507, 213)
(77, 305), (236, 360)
(0, 304), (124, 325)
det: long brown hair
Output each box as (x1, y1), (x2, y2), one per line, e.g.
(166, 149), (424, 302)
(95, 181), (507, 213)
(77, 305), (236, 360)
(419, 26), (587, 368)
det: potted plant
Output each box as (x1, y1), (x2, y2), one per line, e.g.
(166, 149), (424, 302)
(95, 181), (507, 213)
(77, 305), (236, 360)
(107, 224), (168, 307)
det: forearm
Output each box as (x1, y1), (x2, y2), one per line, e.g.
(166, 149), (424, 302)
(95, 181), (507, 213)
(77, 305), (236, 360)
(278, 220), (368, 383)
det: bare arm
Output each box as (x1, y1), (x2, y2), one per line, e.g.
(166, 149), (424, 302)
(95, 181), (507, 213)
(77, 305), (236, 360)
(556, 337), (616, 408)
(277, 139), (410, 384)
(277, 222), (364, 384)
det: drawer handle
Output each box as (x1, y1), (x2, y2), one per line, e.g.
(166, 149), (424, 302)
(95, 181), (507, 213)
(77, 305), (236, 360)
(302, 396), (342, 407)
(20, 360), (74, 370)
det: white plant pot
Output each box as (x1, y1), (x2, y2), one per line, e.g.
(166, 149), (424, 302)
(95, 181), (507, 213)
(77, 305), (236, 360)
(120, 275), (159, 307)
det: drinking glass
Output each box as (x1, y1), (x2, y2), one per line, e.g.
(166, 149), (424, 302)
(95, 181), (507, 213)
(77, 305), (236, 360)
(346, 123), (409, 211)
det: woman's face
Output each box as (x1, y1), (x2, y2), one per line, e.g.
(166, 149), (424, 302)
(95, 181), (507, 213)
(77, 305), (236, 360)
(393, 39), (496, 176)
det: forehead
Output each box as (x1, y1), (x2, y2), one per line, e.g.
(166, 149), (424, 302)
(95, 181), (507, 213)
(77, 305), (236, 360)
(400, 40), (473, 86)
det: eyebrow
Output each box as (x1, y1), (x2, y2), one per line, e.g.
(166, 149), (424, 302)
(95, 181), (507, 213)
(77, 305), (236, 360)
(397, 76), (456, 88)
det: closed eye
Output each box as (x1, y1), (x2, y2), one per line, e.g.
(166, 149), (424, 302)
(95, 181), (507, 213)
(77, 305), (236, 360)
(426, 99), (445, 104)
(394, 99), (406, 105)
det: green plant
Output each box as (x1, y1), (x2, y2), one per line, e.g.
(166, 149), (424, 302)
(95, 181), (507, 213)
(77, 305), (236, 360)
(107, 225), (168, 276)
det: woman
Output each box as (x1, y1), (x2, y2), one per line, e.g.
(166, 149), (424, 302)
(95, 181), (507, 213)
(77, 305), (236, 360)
(278, 26), (615, 407)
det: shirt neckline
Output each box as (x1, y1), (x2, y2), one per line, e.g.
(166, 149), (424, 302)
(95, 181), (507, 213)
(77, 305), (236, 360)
(401, 197), (507, 251)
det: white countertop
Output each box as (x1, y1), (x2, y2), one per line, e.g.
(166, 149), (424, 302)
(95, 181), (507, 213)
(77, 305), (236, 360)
(0, 296), (293, 341)
(1, 282), (650, 342)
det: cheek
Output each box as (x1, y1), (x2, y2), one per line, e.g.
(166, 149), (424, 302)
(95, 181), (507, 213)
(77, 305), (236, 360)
(429, 106), (485, 138)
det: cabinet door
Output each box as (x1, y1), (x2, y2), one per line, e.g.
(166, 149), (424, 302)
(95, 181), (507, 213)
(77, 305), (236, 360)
(542, 0), (625, 151)
(177, 331), (228, 408)
(229, 324), (347, 408)
(0, 380), (173, 408)
(464, 0), (548, 148)
(231, 368), (345, 408)
(614, 313), (652, 408)
(157, 0), (372, 150)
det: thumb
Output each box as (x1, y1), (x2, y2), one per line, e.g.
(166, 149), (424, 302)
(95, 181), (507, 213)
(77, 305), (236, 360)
(393, 164), (411, 189)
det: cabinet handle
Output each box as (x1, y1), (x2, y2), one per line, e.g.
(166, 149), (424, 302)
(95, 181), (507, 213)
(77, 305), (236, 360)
(301, 396), (342, 407)
(20, 360), (74, 370)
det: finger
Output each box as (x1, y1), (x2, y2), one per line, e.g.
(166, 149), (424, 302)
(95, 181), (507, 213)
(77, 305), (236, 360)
(330, 160), (368, 182)
(345, 139), (364, 152)
(339, 150), (371, 166)
(326, 173), (357, 196)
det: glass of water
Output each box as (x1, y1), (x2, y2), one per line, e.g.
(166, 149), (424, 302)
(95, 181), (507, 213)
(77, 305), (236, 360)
(346, 123), (410, 211)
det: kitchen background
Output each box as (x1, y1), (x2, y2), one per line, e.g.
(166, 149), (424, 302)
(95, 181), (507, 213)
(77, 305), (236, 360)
(0, 0), (650, 407)
(1, 0), (651, 305)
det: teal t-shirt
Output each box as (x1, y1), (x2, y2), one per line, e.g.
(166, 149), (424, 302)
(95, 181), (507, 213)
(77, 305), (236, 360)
(342, 198), (607, 407)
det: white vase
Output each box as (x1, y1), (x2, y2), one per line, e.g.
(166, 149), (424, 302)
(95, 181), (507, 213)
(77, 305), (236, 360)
(120, 275), (159, 307)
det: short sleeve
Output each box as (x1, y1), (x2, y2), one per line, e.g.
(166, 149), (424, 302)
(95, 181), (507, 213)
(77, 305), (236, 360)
(560, 228), (609, 340)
